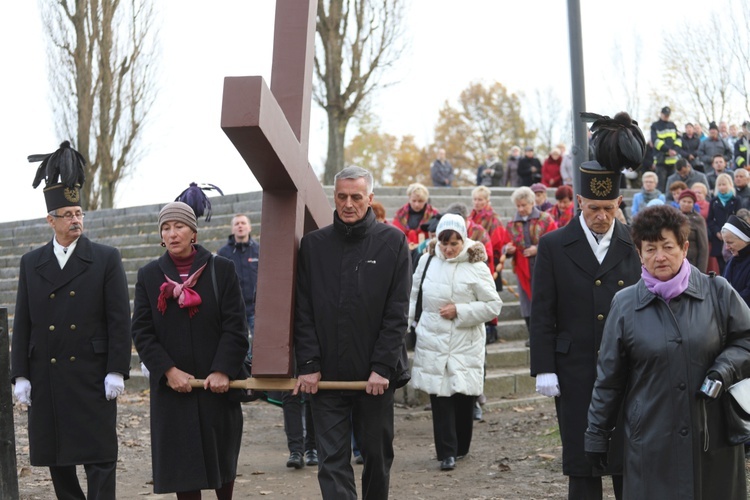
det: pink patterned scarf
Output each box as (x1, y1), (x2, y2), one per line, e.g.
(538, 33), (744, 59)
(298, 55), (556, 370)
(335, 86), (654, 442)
(157, 263), (207, 318)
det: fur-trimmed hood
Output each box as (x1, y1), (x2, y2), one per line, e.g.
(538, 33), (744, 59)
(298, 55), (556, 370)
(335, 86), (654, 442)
(428, 238), (487, 263)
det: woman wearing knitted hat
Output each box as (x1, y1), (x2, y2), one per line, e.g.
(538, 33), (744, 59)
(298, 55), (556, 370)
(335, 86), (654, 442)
(408, 214), (502, 471)
(132, 201), (249, 499)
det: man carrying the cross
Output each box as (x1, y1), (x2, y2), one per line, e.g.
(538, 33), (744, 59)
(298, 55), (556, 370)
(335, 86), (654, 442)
(294, 166), (411, 499)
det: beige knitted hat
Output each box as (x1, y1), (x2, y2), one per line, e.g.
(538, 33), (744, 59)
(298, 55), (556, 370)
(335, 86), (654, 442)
(158, 201), (197, 232)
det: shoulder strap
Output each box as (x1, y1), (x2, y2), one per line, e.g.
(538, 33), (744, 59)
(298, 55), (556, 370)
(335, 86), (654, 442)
(414, 254), (434, 324)
(211, 254), (219, 305)
(707, 271), (726, 346)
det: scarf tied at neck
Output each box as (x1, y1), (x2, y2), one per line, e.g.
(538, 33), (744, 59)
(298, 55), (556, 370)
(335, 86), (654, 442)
(157, 263), (207, 318)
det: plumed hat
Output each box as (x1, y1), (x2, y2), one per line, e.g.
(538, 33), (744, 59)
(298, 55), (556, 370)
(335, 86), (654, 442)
(28, 141), (86, 212)
(174, 182), (224, 222)
(578, 111), (647, 200)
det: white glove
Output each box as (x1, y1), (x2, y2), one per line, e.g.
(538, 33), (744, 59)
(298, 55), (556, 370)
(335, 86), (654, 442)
(140, 362), (150, 380)
(104, 372), (125, 400)
(536, 372), (561, 397)
(14, 377), (32, 405)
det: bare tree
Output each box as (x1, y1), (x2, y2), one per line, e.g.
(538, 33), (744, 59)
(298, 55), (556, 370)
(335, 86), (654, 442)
(314, 0), (406, 184)
(728, 0), (750, 118)
(661, 14), (734, 125)
(523, 87), (567, 153)
(41, 0), (158, 209)
(610, 33), (646, 124)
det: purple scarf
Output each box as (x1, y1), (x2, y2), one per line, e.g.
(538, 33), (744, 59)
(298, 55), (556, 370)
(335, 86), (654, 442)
(641, 258), (691, 302)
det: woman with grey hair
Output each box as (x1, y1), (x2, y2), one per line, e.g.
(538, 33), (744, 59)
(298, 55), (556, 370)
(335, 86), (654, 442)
(505, 187), (558, 328)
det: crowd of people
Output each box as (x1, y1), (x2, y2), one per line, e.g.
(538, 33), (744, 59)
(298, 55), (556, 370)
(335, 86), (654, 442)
(10, 109), (750, 500)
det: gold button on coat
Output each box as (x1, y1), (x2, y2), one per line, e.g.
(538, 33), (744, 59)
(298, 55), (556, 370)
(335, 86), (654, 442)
(69, 291), (76, 297)
(70, 325), (76, 330)
(70, 356), (76, 362)
(49, 293), (55, 299)
(49, 325), (55, 331)
(597, 314), (604, 320)
(595, 280), (602, 286)
(51, 358), (57, 364)
(618, 280), (625, 286)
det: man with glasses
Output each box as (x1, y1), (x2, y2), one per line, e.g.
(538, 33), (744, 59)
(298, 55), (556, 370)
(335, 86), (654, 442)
(11, 142), (131, 500)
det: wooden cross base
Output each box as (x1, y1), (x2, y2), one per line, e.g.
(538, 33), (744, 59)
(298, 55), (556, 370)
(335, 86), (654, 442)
(188, 378), (367, 391)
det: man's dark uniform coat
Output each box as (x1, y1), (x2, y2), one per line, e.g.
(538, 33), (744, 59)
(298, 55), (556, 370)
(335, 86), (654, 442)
(11, 235), (131, 466)
(529, 217), (641, 476)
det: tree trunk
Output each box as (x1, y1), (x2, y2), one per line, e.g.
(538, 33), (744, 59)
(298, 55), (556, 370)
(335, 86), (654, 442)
(324, 112), (348, 184)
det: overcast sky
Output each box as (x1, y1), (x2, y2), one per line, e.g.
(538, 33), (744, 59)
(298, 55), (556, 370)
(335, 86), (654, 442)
(0, 0), (725, 223)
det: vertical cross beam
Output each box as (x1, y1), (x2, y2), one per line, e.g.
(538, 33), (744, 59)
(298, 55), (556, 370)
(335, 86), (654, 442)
(221, 0), (331, 376)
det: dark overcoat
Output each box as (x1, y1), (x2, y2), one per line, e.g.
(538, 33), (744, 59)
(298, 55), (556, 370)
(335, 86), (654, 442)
(131, 245), (249, 494)
(707, 196), (741, 257)
(529, 217), (641, 476)
(10, 235), (131, 466)
(587, 269), (750, 499)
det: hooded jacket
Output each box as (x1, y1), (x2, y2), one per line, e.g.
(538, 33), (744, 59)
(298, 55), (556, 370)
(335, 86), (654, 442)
(408, 240), (502, 397)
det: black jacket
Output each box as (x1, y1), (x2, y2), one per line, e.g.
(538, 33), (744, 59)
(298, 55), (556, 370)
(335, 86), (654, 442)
(294, 208), (411, 384)
(517, 156), (542, 186)
(530, 217), (641, 476)
(11, 235), (131, 466)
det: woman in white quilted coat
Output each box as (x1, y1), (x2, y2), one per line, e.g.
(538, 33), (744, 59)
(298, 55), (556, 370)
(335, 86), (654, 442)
(408, 213), (503, 471)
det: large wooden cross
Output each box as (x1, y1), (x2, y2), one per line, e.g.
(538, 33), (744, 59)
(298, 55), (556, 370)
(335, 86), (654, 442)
(221, 0), (331, 377)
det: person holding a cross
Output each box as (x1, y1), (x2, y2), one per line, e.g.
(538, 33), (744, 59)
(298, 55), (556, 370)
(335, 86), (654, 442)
(294, 166), (412, 500)
(131, 201), (249, 499)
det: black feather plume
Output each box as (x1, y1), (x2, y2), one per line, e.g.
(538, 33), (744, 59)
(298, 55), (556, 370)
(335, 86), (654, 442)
(28, 141), (86, 189)
(579, 111), (646, 170)
(175, 182), (224, 222)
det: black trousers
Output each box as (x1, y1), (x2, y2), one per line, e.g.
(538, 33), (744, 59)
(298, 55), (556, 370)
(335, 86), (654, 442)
(282, 391), (317, 453)
(48, 462), (116, 500)
(568, 474), (623, 500)
(429, 393), (476, 460)
(311, 388), (394, 500)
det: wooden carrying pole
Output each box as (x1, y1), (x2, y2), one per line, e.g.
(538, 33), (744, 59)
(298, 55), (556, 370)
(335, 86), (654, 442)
(188, 379), (367, 391)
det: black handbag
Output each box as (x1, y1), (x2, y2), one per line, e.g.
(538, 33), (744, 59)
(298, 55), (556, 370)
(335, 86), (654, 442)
(708, 272), (750, 444)
(724, 379), (750, 445)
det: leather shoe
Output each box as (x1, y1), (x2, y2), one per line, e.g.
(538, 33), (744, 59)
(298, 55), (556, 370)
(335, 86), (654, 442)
(286, 451), (304, 469)
(440, 456), (456, 471)
(305, 449), (318, 466)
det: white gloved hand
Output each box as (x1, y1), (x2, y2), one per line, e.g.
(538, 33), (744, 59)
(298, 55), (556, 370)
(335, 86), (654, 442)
(104, 372), (125, 400)
(14, 377), (32, 405)
(536, 372), (561, 397)
(140, 362), (150, 380)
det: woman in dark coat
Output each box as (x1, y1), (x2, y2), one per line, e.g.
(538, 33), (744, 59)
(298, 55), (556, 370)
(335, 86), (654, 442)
(586, 205), (750, 499)
(677, 189), (709, 273)
(722, 214), (750, 308)
(707, 173), (741, 274)
(132, 202), (249, 498)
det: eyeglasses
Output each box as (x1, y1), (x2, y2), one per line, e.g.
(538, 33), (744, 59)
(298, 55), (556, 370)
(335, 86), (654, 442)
(50, 211), (85, 221)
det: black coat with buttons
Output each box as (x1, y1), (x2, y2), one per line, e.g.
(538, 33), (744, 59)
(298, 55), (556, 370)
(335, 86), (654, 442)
(11, 235), (131, 466)
(529, 216), (641, 476)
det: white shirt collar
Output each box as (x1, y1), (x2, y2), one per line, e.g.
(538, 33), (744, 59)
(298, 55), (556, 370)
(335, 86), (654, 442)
(52, 236), (80, 269)
(579, 213), (615, 264)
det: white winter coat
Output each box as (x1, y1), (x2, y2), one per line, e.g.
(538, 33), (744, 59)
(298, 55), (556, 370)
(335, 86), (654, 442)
(408, 239), (503, 397)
